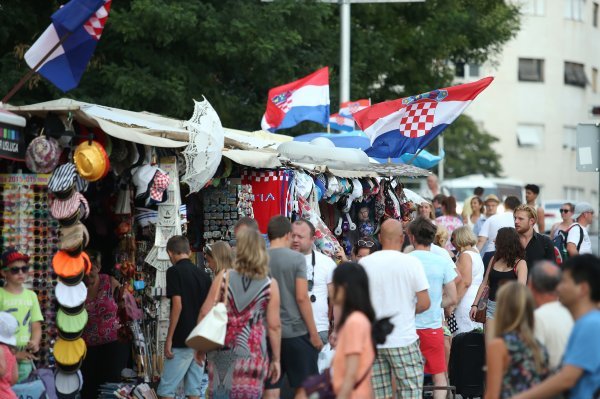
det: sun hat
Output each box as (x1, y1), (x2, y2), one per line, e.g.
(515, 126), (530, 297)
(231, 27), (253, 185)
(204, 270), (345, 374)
(1, 248), (30, 268)
(50, 192), (89, 222)
(57, 223), (89, 254)
(55, 281), (87, 309)
(73, 140), (110, 182)
(0, 312), (18, 346)
(55, 370), (83, 397)
(25, 136), (61, 173)
(54, 338), (86, 373)
(573, 202), (594, 220)
(57, 307), (88, 340)
(52, 251), (91, 279)
(484, 194), (500, 204)
(132, 164), (158, 198)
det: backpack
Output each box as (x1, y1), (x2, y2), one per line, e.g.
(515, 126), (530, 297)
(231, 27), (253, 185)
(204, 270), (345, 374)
(553, 223), (584, 264)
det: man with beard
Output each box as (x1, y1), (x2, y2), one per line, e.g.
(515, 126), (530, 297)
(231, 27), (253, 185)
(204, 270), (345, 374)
(513, 204), (554, 274)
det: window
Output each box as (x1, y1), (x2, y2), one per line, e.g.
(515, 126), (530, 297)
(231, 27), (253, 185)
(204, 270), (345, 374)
(517, 124), (543, 148)
(469, 63), (480, 77)
(455, 62), (481, 78)
(522, 0), (545, 16)
(565, 0), (584, 21)
(563, 126), (577, 149)
(519, 58), (544, 82)
(594, 2), (599, 27)
(593, 68), (598, 92)
(563, 186), (585, 201)
(454, 62), (465, 78)
(564, 62), (587, 87)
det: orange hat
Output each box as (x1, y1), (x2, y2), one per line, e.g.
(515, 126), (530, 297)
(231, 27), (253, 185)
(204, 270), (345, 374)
(52, 251), (92, 278)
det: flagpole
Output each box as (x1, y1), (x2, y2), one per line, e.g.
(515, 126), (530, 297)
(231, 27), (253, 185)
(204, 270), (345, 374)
(327, 123), (331, 133)
(1, 33), (72, 104)
(406, 148), (424, 165)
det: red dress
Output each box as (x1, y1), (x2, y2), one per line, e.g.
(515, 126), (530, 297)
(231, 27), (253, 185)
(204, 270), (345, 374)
(83, 274), (120, 346)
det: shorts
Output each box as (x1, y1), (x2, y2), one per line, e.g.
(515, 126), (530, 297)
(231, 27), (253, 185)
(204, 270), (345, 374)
(157, 347), (204, 397)
(265, 334), (318, 390)
(371, 341), (424, 399)
(17, 360), (33, 383)
(417, 328), (446, 375)
(486, 299), (497, 320)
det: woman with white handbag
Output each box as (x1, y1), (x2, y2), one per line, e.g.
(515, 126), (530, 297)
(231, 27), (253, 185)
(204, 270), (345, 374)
(189, 229), (282, 399)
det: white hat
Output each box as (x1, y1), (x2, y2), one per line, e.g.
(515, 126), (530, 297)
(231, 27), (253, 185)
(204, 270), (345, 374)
(132, 164), (158, 198)
(0, 312), (17, 346)
(573, 202), (594, 220)
(55, 281), (87, 309)
(55, 369), (83, 396)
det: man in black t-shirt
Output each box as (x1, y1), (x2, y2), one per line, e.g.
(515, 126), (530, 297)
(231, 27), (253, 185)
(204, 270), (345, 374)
(157, 236), (211, 399)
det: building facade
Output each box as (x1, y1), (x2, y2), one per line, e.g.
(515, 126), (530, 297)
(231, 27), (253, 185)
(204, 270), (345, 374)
(457, 0), (600, 206)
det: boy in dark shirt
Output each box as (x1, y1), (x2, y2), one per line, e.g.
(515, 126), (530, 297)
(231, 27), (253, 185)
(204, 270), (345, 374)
(157, 236), (211, 399)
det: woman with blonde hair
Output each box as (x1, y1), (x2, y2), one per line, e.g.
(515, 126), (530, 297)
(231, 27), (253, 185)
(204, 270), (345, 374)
(484, 282), (549, 398)
(197, 229), (282, 398)
(451, 226), (485, 334)
(434, 225), (455, 260)
(204, 241), (234, 275)
(419, 201), (436, 221)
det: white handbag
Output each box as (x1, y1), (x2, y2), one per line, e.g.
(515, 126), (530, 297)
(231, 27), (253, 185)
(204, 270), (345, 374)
(186, 271), (230, 352)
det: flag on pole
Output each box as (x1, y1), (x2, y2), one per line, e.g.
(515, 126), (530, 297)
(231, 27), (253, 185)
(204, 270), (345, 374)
(339, 99), (370, 117)
(24, 0), (111, 92)
(353, 77), (493, 158)
(261, 67), (330, 132)
(329, 113), (354, 132)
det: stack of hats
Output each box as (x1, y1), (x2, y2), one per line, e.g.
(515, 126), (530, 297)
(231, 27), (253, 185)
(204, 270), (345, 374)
(48, 162), (93, 397)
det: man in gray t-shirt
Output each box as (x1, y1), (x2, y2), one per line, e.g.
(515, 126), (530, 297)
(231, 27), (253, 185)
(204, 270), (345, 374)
(264, 216), (323, 399)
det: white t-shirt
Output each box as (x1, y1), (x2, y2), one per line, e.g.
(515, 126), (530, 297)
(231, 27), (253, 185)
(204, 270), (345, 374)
(431, 243), (453, 262)
(304, 251), (336, 333)
(360, 250), (429, 348)
(478, 211), (515, 253)
(566, 223), (592, 255)
(534, 301), (574, 370)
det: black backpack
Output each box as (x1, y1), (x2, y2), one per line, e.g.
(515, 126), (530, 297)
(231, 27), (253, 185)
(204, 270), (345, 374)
(553, 224), (584, 264)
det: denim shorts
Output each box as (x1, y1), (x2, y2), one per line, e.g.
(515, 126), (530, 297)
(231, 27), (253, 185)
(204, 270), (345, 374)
(486, 299), (497, 320)
(157, 347), (205, 397)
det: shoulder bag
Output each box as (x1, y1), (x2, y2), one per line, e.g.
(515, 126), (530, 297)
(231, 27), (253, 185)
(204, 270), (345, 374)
(302, 361), (373, 399)
(186, 271), (230, 352)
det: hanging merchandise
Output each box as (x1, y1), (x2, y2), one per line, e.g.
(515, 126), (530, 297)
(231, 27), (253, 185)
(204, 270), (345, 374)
(25, 134), (61, 174)
(241, 169), (291, 234)
(53, 337), (87, 373)
(73, 140), (111, 182)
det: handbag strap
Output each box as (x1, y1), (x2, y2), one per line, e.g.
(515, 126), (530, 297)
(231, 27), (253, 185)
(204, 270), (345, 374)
(354, 361), (373, 388)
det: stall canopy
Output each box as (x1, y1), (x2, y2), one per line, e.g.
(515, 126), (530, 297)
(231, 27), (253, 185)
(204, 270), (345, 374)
(3, 98), (189, 148)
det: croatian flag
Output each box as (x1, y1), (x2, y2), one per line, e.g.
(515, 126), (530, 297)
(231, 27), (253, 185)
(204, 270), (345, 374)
(261, 67), (330, 132)
(24, 0), (111, 92)
(329, 113), (354, 132)
(353, 77), (493, 158)
(339, 99), (370, 118)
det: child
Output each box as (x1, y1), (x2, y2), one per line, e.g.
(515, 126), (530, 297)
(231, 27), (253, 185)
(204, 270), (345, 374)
(0, 311), (19, 399)
(0, 249), (43, 382)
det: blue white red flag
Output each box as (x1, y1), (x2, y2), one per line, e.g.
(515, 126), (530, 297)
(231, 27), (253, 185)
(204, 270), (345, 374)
(261, 67), (330, 132)
(339, 99), (370, 117)
(24, 0), (111, 92)
(329, 113), (354, 132)
(353, 77), (493, 158)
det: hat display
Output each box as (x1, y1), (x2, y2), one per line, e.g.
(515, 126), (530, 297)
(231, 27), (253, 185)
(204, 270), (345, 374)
(50, 192), (89, 221)
(55, 370), (83, 397)
(49, 163), (78, 194)
(0, 312), (18, 346)
(1, 248), (30, 268)
(573, 201), (594, 220)
(54, 338), (87, 373)
(73, 141), (110, 182)
(484, 194), (500, 204)
(52, 251), (91, 279)
(25, 136), (61, 173)
(55, 281), (87, 309)
(57, 308), (88, 340)
(57, 223), (90, 253)
(132, 164), (158, 198)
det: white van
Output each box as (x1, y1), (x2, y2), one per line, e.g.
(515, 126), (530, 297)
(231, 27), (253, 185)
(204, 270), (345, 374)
(439, 174), (525, 214)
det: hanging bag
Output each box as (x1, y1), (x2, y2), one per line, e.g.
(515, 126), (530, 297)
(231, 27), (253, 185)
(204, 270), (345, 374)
(186, 271), (230, 352)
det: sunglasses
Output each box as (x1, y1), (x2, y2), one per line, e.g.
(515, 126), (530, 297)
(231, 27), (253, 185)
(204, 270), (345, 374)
(7, 266), (30, 275)
(560, 209), (571, 213)
(357, 239), (375, 248)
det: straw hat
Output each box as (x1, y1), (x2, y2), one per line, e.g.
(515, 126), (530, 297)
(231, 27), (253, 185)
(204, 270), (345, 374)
(73, 141), (110, 182)
(57, 223), (89, 253)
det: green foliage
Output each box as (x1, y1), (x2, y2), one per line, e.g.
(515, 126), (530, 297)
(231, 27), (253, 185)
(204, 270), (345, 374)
(0, 0), (519, 155)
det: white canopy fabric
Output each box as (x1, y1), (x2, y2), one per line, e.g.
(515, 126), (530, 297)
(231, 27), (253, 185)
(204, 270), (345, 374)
(3, 98), (189, 148)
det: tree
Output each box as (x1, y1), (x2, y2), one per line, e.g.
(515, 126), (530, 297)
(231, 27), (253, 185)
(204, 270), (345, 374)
(0, 0), (520, 139)
(432, 115), (503, 178)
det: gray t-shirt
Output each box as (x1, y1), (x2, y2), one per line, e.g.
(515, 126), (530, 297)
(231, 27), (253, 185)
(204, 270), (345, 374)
(268, 247), (308, 338)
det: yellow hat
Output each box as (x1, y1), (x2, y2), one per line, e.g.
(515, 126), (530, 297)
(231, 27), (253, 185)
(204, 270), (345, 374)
(54, 337), (87, 372)
(73, 140), (110, 182)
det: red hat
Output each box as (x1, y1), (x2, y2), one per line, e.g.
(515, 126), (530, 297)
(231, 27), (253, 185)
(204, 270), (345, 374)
(1, 248), (30, 268)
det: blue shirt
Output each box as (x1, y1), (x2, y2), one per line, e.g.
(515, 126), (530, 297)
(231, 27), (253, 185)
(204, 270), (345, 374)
(562, 309), (600, 398)
(410, 250), (457, 329)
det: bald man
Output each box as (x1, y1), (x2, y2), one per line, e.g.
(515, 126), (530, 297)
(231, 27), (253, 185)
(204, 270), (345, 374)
(529, 261), (574, 370)
(359, 219), (431, 399)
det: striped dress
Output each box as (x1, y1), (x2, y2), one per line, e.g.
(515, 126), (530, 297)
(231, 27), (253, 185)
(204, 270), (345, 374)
(207, 270), (272, 399)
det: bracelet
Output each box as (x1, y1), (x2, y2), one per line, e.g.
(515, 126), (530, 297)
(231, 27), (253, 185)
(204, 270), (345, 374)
(471, 305), (478, 308)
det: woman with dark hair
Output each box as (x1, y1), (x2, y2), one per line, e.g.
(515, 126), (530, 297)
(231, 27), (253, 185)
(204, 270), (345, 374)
(469, 227), (528, 324)
(435, 196), (463, 251)
(549, 202), (575, 239)
(464, 196), (484, 230)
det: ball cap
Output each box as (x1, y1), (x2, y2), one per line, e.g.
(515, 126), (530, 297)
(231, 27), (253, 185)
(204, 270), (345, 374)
(1, 248), (30, 269)
(573, 202), (594, 220)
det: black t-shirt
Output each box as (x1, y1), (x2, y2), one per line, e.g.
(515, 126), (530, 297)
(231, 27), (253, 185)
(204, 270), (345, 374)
(166, 258), (212, 348)
(525, 232), (555, 275)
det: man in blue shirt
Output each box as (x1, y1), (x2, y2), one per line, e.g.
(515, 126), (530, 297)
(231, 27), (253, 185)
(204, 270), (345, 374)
(407, 217), (457, 399)
(513, 254), (600, 399)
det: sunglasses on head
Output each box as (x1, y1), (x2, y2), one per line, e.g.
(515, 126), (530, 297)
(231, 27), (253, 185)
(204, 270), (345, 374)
(357, 239), (375, 248)
(7, 266), (30, 275)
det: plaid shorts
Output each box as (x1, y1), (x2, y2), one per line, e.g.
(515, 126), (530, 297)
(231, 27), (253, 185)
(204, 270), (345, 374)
(372, 340), (424, 399)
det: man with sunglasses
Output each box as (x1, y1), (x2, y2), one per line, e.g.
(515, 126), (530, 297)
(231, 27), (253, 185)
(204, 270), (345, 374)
(566, 202), (595, 256)
(291, 219), (337, 345)
(0, 248), (43, 382)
